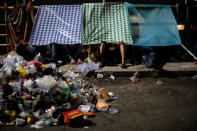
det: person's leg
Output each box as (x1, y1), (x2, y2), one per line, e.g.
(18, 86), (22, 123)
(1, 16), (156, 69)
(61, 45), (72, 63)
(51, 43), (57, 61)
(120, 43), (126, 65)
(100, 42), (106, 65)
(69, 44), (83, 64)
(73, 44), (84, 64)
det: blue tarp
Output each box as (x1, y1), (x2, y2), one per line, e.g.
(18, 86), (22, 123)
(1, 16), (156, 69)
(28, 5), (82, 45)
(125, 2), (181, 46)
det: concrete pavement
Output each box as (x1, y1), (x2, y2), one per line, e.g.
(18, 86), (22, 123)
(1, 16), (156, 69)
(59, 62), (197, 77)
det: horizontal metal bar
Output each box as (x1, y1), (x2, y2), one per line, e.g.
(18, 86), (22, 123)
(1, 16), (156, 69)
(0, 6), (14, 9)
(0, 34), (7, 36)
(0, 44), (8, 46)
(0, 6), (38, 9)
(0, 24), (6, 26)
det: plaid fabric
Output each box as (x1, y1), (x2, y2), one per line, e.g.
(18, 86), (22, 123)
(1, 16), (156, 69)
(82, 3), (132, 45)
(28, 5), (82, 45)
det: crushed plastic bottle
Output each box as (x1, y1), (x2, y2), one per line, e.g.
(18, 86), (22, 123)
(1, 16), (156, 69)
(77, 62), (99, 76)
(58, 80), (70, 95)
(192, 74), (197, 80)
(156, 80), (163, 86)
(16, 118), (26, 126)
(97, 73), (104, 79)
(109, 75), (115, 80)
(64, 70), (79, 80)
(109, 108), (119, 115)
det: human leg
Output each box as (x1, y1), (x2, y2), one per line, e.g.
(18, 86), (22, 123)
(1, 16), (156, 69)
(51, 43), (57, 61)
(100, 42), (105, 63)
(119, 42), (126, 66)
(100, 41), (108, 66)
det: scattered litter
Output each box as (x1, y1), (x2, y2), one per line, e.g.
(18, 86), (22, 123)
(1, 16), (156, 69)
(134, 102), (139, 104)
(97, 73), (104, 79)
(77, 62), (99, 76)
(108, 92), (114, 97)
(156, 80), (164, 86)
(0, 52), (117, 128)
(79, 105), (91, 113)
(109, 75), (115, 80)
(109, 108), (119, 115)
(191, 74), (197, 80)
(129, 72), (140, 83)
(16, 118), (26, 126)
(96, 99), (109, 111)
(31, 124), (43, 129)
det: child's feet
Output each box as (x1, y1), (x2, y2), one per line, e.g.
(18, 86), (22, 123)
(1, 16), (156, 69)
(77, 59), (83, 64)
(71, 58), (76, 64)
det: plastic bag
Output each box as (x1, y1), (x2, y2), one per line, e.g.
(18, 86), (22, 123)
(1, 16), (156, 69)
(1, 51), (27, 76)
(3, 51), (26, 69)
(64, 70), (79, 80)
(77, 62), (99, 76)
(35, 75), (57, 91)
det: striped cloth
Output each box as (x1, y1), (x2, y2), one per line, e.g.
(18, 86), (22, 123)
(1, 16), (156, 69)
(28, 5), (82, 45)
(82, 3), (132, 45)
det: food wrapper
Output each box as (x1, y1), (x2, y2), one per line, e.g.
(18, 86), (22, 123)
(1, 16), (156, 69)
(62, 110), (94, 126)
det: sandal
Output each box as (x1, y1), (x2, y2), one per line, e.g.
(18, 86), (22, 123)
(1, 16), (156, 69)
(120, 64), (127, 69)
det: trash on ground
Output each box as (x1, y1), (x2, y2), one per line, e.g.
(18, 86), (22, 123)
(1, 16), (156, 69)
(191, 74), (197, 80)
(0, 52), (117, 128)
(129, 72), (140, 83)
(77, 62), (99, 76)
(109, 75), (115, 80)
(134, 102), (139, 104)
(97, 73), (104, 79)
(156, 80), (164, 86)
(109, 108), (119, 115)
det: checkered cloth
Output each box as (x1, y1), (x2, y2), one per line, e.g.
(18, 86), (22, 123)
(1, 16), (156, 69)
(28, 5), (82, 45)
(82, 3), (132, 45)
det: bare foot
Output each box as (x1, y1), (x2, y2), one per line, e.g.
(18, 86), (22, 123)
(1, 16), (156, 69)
(71, 58), (76, 64)
(77, 59), (83, 64)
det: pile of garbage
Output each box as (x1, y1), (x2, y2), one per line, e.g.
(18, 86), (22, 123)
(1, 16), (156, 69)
(0, 52), (118, 128)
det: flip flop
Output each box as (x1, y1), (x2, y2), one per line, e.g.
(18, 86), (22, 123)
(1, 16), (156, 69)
(120, 64), (127, 69)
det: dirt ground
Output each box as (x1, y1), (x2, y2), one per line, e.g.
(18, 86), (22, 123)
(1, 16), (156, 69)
(1, 76), (197, 131)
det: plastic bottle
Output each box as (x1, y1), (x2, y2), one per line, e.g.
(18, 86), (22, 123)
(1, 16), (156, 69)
(58, 80), (70, 95)
(16, 118), (26, 126)
(97, 73), (104, 79)
(109, 108), (119, 115)
(156, 80), (163, 86)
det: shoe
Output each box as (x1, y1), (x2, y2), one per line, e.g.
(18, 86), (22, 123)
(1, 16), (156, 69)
(120, 64), (127, 69)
